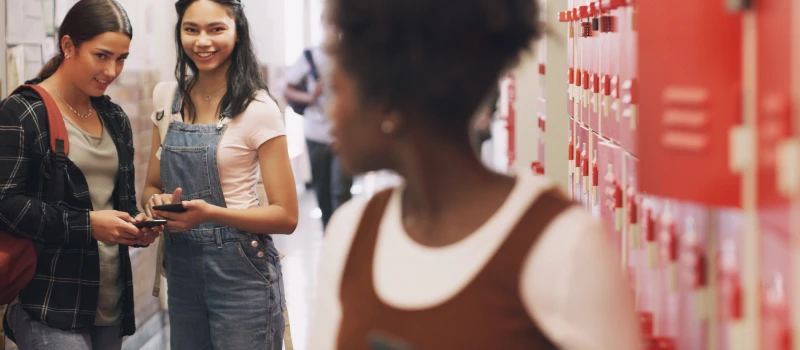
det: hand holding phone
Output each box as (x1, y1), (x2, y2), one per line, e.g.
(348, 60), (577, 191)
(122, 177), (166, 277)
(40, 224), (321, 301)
(152, 204), (188, 213)
(134, 220), (168, 229)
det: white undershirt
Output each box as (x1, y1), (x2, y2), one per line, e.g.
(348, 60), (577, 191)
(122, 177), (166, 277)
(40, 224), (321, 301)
(310, 174), (641, 349)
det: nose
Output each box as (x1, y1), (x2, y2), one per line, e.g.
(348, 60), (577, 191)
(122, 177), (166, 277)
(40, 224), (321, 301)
(196, 32), (212, 47)
(104, 60), (118, 79)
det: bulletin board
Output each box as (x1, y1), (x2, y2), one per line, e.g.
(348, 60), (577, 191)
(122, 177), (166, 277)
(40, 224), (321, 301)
(3, 0), (60, 95)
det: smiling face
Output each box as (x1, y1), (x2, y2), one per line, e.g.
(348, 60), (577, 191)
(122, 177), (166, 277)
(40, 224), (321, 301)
(180, 0), (237, 74)
(63, 31), (130, 96)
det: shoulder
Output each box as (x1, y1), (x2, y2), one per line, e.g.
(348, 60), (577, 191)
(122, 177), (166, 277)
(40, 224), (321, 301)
(237, 90), (283, 122)
(0, 91), (49, 129)
(520, 202), (640, 348)
(321, 194), (373, 260)
(94, 97), (129, 125)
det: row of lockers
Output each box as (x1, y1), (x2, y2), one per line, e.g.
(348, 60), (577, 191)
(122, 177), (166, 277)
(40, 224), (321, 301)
(505, 0), (800, 348)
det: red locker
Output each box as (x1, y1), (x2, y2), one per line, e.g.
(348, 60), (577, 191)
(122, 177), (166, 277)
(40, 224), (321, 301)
(599, 0), (621, 142)
(756, 0), (793, 206)
(638, 0), (743, 207)
(569, 116), (577, 199)
(576, 123), (592, 207)
(565, 8), (576, 119)
(598, 140), (623, 254)
(714, 210), (746, 349)
(585, 2), (601, 132)
(618, 4), (639, 154)
(589, 131), (601, 217)
(760, 205), (793, 350)
(673, 202), (712, 350)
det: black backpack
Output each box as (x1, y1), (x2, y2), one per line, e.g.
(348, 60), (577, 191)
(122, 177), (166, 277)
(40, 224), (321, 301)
(287, 49), (319, 115)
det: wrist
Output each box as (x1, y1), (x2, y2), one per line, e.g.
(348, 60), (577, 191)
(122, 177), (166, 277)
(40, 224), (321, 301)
(206, 204), (223, 222)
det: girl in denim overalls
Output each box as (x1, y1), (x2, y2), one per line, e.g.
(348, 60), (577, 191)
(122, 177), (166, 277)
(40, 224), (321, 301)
(140, 1), (299, 349)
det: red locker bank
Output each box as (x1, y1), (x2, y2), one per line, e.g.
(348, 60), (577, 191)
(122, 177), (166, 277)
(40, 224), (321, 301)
(637, 0), (743, 207)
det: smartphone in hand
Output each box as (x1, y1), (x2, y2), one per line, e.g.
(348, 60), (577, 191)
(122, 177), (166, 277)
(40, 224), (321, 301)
(134, 220), (167, 229)
(152, 204), (188, 213)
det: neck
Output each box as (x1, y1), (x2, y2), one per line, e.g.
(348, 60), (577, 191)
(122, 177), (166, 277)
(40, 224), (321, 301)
(48, 69), (91, 107)
(194, 60), (230, 94)
(395, 132), (498, 220)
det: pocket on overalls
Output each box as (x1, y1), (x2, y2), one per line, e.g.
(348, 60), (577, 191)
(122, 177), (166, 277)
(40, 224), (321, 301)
(161, 145), (213, 200)
(235, 235), (284, 315)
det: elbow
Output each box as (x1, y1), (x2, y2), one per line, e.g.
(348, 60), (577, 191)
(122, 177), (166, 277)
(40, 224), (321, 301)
(283, 215), (298, 234)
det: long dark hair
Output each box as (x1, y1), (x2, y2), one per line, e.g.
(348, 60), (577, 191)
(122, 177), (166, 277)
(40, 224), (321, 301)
(174, 0), (270, 122)
(37, 0), (132, 79)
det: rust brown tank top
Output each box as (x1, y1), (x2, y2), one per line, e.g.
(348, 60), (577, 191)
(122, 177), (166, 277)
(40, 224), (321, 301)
(337, 188), (574, 350)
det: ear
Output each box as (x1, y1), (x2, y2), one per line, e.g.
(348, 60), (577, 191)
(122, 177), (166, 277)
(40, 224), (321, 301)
(61, 35), (76, 58)
(381, 110), (408, 136)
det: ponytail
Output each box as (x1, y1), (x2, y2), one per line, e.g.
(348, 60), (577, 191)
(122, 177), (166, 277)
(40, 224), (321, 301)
(37, 54), (64, 79)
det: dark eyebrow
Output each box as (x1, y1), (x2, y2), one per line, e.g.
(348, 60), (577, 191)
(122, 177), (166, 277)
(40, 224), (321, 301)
(96, 48), (129, 58)
(183, 21), (228, 27)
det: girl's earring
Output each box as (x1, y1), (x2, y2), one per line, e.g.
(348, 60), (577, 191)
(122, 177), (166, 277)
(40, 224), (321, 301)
(381, 119), (396, 135)
(65, 53), (70, 59)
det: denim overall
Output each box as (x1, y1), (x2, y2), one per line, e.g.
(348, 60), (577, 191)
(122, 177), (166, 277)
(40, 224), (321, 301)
(160, 90), (285, 349)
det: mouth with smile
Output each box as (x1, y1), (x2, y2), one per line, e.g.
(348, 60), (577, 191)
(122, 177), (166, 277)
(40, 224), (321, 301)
(194, 51), (219, 62)
(93, 77), (112, 88)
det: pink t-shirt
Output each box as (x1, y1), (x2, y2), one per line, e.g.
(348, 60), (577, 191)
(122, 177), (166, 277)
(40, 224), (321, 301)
(152, 90), (285, 209)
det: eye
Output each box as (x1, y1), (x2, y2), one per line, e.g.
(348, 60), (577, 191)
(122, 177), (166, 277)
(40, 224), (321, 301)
(96, 53), (108, 60)
(117, 56), (127, 62)
(212, 27), (224, 33)
(184, 27), (197, 33)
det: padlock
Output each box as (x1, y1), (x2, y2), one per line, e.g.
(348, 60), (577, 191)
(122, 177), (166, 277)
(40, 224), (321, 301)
(574, 140), (582, 185)
(582, 144), (589, 195)
(592, 151), (599, 206)
(643, 204), (658, 268)
(659, 205), (678, 292)
(627, 187), (639, 248)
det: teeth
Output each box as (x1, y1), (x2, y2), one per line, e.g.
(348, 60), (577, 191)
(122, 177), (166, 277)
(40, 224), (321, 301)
(197, 52), (213, 57)
(95, 78), (109, 84)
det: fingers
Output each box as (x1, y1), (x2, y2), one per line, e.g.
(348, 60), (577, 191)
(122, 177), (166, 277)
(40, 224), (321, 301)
(144, 203), (153, 218)
(115, 211), (135, 223)
(134, 213), (148, 222)
(171, 188), (183, 204)
(118, 220), (141, 238)
(154, 211), (176, 221)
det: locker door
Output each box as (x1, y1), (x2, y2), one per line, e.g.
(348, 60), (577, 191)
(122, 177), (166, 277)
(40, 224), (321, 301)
(618, 3), (639, 154)
(756, 0), (792, 206)
(638, 0), (743, 207)
(599, 0), (622, 142)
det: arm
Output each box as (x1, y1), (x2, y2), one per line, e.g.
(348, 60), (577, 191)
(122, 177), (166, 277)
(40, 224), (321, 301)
(141, 125), (165, 217)
(522, 209), (641, 349)
(309, 198), (368, 350)
(0, 96), (92, 246)
(283, 52), (321, 105)
(284, 84), (322, 105)
(118, 109), (142, 219)
(171, 136), (299, 234)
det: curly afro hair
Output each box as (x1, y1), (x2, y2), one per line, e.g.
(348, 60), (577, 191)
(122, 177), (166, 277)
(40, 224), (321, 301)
(327, 0), (541, 130)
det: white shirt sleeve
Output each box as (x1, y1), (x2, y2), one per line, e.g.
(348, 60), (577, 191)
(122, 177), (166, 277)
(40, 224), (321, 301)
(522, 207), (642, 350)
(308, 198), (369, 350)
(285, 52), (311, 86)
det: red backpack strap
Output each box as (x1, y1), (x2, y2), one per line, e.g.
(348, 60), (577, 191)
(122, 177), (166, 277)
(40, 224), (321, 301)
(11, 84), (69, 156)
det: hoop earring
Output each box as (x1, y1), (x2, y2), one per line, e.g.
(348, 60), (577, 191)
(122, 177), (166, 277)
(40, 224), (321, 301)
(64, 53), (70, 59)
(381, 120), (396, 135)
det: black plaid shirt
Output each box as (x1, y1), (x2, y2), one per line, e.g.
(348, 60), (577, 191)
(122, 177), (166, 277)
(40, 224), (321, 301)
(0, 78), (140, 336)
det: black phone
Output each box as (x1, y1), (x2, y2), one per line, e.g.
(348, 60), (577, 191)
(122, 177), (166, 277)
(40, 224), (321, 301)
(152, 204), (187, 213)
(134, 220), (167, 229)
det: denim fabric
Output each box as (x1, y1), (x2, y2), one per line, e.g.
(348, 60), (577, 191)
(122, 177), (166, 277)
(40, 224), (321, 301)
(7, 302), (122, 350)
(160, 119), (284, 349)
